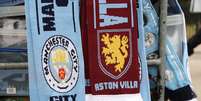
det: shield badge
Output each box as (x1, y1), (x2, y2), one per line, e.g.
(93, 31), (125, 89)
(97, 29), (132, 80)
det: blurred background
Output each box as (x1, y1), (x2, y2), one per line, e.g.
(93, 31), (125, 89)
(179, 1), (201, 100)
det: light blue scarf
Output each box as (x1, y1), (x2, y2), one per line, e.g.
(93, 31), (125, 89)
(25, 0), (85, 101)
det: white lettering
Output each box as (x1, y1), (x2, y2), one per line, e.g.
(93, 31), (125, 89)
(98, 0), (128, 27)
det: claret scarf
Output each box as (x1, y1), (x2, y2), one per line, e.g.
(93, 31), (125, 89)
(84, 0), (145, 101)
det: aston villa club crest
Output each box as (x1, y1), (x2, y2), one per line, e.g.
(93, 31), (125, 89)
(98, 29), (132, 79)
(42, 35), (79, 93)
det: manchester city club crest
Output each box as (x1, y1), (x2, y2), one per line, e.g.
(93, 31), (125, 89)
(42, 35), (79, 93)
(98, 29), (132, 80)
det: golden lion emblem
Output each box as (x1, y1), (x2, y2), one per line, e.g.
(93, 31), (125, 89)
(101, 33), (129, 73)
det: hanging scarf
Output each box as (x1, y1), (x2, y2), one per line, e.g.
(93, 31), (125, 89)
(25, 0), (85, 100)
(85, 0), (143, 100)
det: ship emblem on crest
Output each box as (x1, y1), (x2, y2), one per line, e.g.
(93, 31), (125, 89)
(51, 48), (69, 81)
(98, 30), (132, 80)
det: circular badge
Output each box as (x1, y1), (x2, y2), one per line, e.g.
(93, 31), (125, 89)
(42, 35), (79, 92)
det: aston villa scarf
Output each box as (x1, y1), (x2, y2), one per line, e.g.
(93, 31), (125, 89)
(86, 0), (140, 95)
(80, 0), (91, 94)
(25, 0), (85, 101)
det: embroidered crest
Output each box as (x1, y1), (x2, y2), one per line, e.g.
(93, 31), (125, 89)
(101, 33), (129, 73)
(98, 29), (132, 80)
(42, 35), (79, 93)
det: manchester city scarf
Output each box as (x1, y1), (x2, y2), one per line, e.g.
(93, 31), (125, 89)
(25, 0), (85, 101)
(86, 0), (141, 96)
